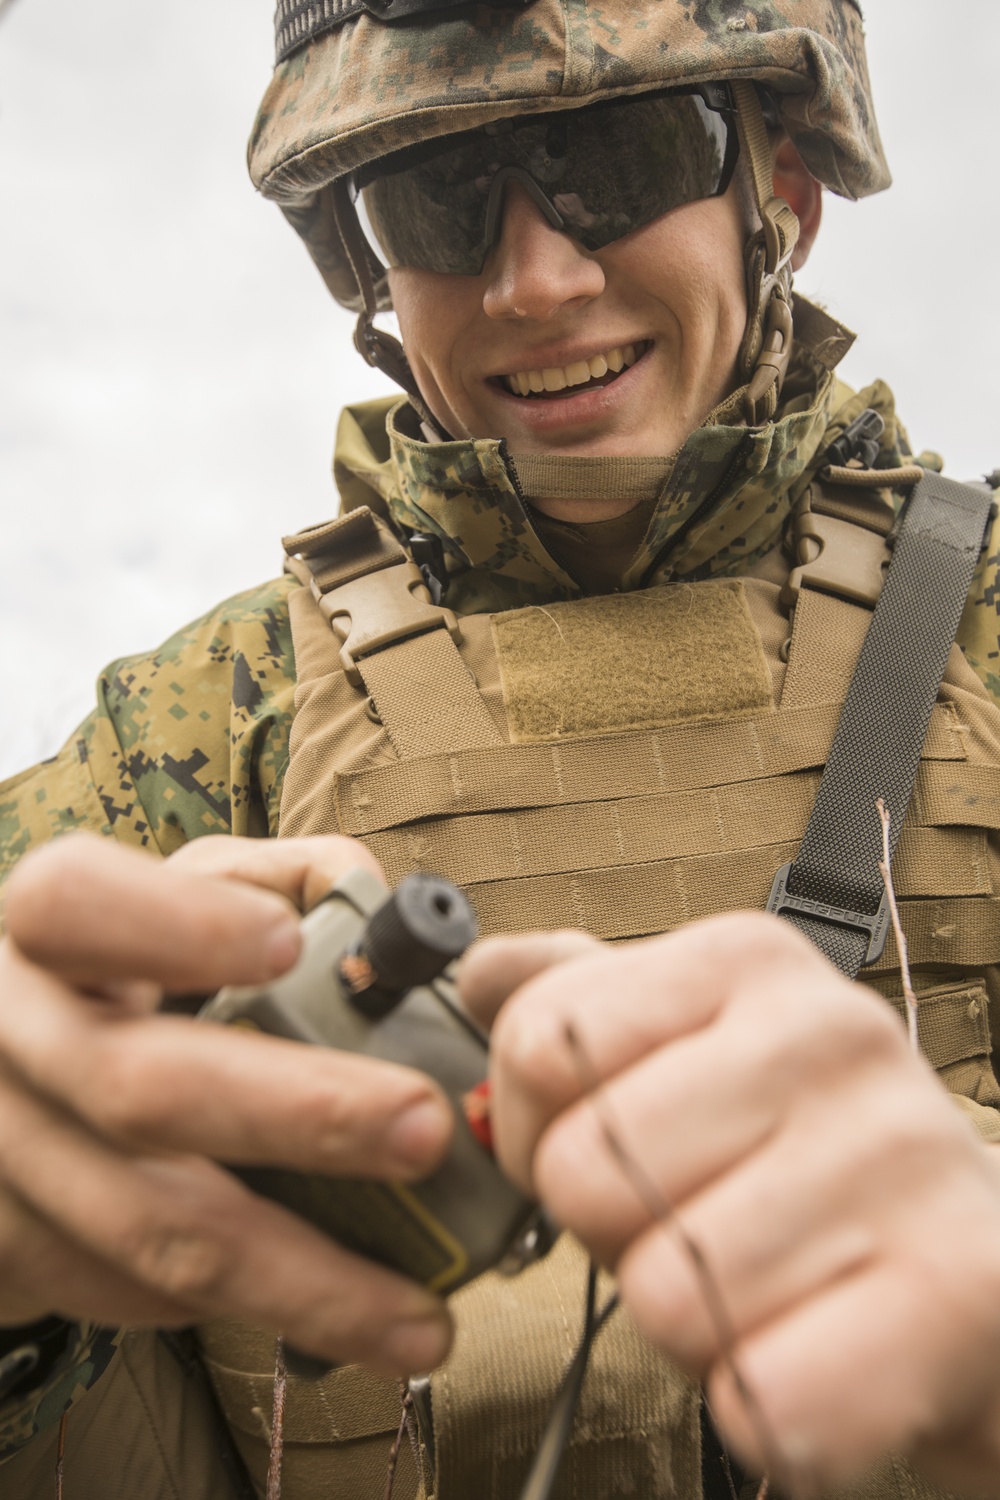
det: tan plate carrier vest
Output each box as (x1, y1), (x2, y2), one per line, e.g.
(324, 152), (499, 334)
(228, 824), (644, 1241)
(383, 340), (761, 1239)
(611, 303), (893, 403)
(14, 486), (1000, 1500)
(198, 481), (1000, 1500)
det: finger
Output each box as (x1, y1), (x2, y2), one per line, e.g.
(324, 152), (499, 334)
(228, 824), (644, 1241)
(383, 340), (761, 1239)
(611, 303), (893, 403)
(458, 930), (599, 1029)
(606, 1058), (959, 1372)
(5, 833), (302, 992)
(165, 832), (384, 913)
(530, 979), (908, 1263)
(0, 1077), (452, 1374)
(0, 1187), (194, 1328)
(0, 947), (452, 1177)
(704, 1264), (974, 1494)
(490, 914), (842, 1193)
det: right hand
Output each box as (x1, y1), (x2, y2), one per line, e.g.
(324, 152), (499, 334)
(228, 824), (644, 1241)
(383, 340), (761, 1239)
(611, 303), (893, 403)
(0, 832), (454, 1376)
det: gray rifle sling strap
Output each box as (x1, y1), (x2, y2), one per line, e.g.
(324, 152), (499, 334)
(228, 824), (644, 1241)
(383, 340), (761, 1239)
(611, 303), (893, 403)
(767, 472), (996, 979)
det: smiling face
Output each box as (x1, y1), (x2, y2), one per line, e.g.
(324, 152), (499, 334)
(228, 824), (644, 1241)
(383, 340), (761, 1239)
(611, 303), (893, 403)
(387, 176), (751, 515)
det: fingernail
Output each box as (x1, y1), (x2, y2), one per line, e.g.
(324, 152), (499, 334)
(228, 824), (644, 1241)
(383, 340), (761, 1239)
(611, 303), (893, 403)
(382, 1313), (451, 1372)
(264, 917), (301, 975)
(388, 1097), (451, 1170)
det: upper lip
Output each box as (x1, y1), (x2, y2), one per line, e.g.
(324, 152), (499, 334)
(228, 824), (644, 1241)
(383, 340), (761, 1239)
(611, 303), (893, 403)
(485, 337), (652, 380)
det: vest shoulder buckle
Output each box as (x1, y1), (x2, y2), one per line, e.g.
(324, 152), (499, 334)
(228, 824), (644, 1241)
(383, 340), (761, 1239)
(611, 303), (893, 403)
(320, 559), (462, 688)
(781, 485), (892, 613)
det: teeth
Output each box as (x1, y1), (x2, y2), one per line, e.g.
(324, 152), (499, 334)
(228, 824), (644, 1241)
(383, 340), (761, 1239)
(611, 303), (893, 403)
(503, 342), (645, 397)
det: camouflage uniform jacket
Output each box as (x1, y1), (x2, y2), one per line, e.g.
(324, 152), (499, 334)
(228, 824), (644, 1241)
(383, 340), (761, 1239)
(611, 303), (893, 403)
(3, 297), (1000, 1470)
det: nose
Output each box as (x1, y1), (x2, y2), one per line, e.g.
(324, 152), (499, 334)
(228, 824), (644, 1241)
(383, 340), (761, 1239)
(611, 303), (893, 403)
(481, 180), (606, 322)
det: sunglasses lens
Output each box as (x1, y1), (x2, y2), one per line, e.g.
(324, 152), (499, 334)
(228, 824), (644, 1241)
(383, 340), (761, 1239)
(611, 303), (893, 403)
(356, 89), (736, 276)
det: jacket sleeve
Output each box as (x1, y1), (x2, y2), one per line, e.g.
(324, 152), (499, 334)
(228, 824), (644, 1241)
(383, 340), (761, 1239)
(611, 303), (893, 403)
(0, 574), (297, 900)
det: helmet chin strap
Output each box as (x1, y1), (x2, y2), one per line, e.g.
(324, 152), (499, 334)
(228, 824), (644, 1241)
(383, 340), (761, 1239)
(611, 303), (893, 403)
(331, 177), (448, 440)
(730, 80), (800, 426)
(334, 84), (799, 444)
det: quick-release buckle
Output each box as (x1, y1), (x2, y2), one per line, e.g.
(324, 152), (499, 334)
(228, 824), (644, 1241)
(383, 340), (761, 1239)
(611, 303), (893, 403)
(766, 862), (890, 966)
(781, 493), (892, 614)
(319, 560), (462, 689)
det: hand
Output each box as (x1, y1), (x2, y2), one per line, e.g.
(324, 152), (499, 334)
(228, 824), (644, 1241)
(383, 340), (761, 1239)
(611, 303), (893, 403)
(0, 832), (453, 1376)
(465, 915), (1000, 1496)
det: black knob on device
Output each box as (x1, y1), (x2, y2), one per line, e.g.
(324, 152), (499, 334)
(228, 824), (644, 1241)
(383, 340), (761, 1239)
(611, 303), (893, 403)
(342, 875), (478, 1018)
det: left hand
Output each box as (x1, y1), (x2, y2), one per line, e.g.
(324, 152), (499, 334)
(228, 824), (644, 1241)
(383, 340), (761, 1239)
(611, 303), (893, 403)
(460, 915), (1000, 1496)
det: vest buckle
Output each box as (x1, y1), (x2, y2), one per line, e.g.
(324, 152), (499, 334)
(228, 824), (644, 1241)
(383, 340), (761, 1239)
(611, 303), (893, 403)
(319, 559), (462, 688)
(781, 489), (892, 614)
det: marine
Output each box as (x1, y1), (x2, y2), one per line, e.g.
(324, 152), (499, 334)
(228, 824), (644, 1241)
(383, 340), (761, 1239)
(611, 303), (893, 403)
(4, 2), (1000, 1497)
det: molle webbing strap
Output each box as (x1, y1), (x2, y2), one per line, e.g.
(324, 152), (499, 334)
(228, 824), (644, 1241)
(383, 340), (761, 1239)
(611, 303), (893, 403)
(335, 698), (966, 836)
(283, 508), (503, 758)
(771, 473), (995, 976)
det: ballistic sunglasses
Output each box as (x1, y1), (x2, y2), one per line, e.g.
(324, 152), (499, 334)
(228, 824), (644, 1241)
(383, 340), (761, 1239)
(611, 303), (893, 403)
(351, 83), (741, 277)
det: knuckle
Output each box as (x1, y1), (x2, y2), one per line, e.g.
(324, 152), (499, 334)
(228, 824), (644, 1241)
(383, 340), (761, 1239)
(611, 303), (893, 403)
(491, 997), (561, 1097)
(127, 1213), (232, 1303)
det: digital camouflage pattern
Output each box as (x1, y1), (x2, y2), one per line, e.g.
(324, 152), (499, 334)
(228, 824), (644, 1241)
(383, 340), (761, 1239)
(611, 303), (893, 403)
(0, 578), (295, 888)
(248, 0), (890, 310)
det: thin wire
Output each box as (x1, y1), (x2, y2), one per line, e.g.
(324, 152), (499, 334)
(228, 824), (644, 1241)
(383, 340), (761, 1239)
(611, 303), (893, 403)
(563, 1021), (808, 1500)
(516, 1260), (618, 1500)
(876, 799), (919, 1053)
(266, 1338), (287, 1500)
(54, 1410), (67, 1500)
(384, 1387), (415, 1500)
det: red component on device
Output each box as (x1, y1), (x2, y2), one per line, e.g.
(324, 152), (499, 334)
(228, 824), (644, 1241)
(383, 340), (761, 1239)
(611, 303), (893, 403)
(462, 1080), (494, 1155)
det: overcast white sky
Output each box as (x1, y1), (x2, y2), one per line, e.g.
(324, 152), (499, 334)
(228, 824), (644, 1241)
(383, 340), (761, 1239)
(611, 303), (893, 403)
(1, 1), (998, 781)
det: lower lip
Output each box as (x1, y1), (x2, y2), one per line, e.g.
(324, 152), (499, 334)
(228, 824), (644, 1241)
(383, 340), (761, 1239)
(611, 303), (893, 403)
(488, 348), (652, 432)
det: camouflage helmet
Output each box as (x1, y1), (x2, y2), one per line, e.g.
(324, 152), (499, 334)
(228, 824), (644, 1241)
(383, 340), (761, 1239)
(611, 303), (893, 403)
(248, 0), (888, 422)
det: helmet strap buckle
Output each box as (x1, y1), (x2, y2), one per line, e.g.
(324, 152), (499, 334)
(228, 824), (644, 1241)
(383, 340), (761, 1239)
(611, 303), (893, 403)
(743, 283), (793, 427)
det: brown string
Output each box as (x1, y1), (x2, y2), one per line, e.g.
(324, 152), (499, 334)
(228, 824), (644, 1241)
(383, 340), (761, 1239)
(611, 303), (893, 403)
(563, 1021), (808, 1500)
(266, 1338), (288, 1500)
(384, 1386), (416, 1500)
(54, 1410), (67, 1500)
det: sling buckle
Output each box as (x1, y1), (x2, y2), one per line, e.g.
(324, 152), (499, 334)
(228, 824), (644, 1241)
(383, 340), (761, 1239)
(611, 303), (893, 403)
(766, 862), (891, 966)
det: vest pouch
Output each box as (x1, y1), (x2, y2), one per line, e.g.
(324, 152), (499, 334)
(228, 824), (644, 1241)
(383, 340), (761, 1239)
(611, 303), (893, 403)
(875, 977), (1000, 1140)
(426, 1234), (700, 1500)
(197, 1318), (426, 1499)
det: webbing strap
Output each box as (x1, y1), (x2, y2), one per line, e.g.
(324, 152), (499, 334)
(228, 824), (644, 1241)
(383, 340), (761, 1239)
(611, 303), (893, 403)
(358, 630), (504, 757)
(284, 506), (504, 758)
(771, 473), (995, 976)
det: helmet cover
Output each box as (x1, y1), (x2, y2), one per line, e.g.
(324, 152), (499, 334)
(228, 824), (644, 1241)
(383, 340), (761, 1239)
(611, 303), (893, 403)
(249, 0), (889, 311)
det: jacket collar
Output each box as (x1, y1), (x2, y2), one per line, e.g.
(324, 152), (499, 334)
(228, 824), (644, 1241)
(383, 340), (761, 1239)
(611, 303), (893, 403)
(331, 298), (901, 615)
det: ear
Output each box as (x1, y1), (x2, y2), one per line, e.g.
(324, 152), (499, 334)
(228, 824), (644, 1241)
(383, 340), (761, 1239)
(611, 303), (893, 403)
(773, 137), (823, 271)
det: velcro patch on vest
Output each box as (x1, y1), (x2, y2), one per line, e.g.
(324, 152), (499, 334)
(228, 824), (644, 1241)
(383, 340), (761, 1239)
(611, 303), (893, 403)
(492, 581), (773, 743)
